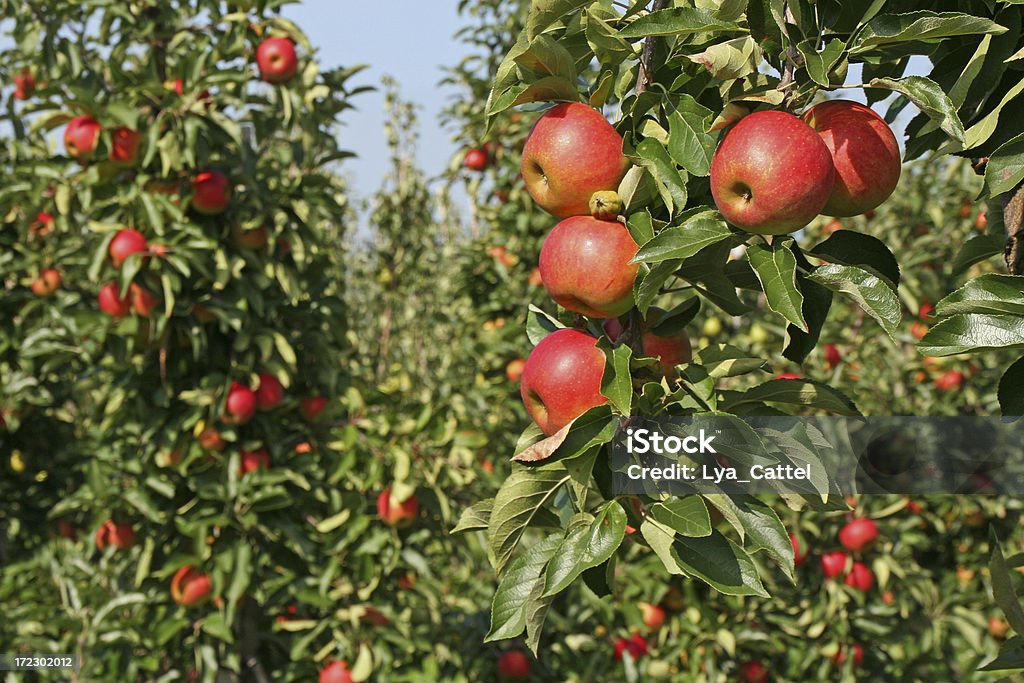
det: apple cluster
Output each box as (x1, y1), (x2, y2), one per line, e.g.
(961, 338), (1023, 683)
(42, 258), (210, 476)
(710, 101), (901, 235)
(516, 103), (694, 436)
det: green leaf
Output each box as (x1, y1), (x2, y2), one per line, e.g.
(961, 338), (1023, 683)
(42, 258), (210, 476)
(797, 38), (847, 87)
(725, 377), (860, 415)
(452, 500), (493, 534)
(808, 263), (901, 339)
(600, 341), (633, 415)
(866, 76), (965, 144)
(964, 78), (1024, 152)
(648, 497), (712, 537)
(634, 259), (682, 316)
(747, 239), (806, 331)
(632, 138), (688, 215)
(934, 274), (1024, 316)
(620, 7), (743, 38)
(918, 314), (1024, 356)
(526, 0), (596, 39)
(631, 215), (733, 264)
(983, 132), (1024, 198)
(953, 233), (1004, 275)
(783, 278), (833, 365)
(687, 36), (762, 80)
(667, 95), (716, 177)
(808, 231), (900, 288)
(514, 34), (577, 80)
(851, 12), (1007, 53)
(487, 77), (580, 118)
(990, 530), (1024, 634)
(486, 534), (562, 641)
(489, 468), (569, 573)
(526, 305), (566, 346)
(694, 344), (768, 378)
(543, 502), (626, 596)
(998, 356), (1024, 417)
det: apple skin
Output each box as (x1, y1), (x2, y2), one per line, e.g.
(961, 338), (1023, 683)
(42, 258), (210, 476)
(844, 561), (874, 592)
(521, 102), (630, 219)
(790, 534), (808, 566)
(31, 268), (62, 297)
(256, 37), (298, 84)
(520, 328), (607, 436)
(13, 71), (35, 99)
(710, 110), (835, 234)
(739, 661), (768, 683)
(109, 228), (148, 267)
(824, 343), (841, 369)
(613, 633), (649, 661)
(95, 520), (135, 551)
(191, 170), (232, 215)
(820, 550), (848, 578)
(638, 602), (666, 630)
(98, 282), (132, 318)
(934, 370), (964, 392)
(240, 448), (271, 475)
(198, 426), (226, 452)
(255, 373), (284, 410)
(319, 660), (355, 683)
(109, 127), (143, 166)
(31, 211), (55, 237)
(232, 224), (269, 250)
(505, 358), (526, 383)
(604, 308), (692, 376)
(838, 517), (878, 553)
(64, 115), (102, 162)
(803, 100), (901, 217)
(464, 147), (489, 171)
(170, 565), (212, 607)
(377, 489), (419, 526)
(300, 395), (328, 420)
(497, 650), (532, 680)
(224, 382), (257, 425)
(539, 216), (639, 318)
(130, 283), (158, 317)
(833, 643), (864, 668)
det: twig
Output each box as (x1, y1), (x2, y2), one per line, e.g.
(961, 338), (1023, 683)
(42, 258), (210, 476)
(634, 0), (670, 96)
(1002, 184), (1024, 275)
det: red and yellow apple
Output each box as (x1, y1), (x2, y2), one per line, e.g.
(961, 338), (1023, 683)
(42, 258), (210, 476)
(109, 228), (148, 267)
(520, 328), (607, 435)
(95, 520), (135, 551)
(377, 489), (419, 526)
(191, 170), (232, 215)
(256, 37), (298, 84)
(240, 448), (271, 475)
(109, 127), (143, 166)
(98, 282), (131, 318)
(170, 565), (212, 606)
(31, 268), (61, 297)
(223, 382), (256, 425)
(64, 115), (102, 162)
(319, 660), (355, 683)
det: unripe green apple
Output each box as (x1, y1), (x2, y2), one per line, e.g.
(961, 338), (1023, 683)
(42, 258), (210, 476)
(589, 190), (623, 221)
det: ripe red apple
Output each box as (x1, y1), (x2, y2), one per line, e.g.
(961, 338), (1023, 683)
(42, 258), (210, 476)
(109, 127), (143, 166)
(13, 71), (35, 99)
(638, 308), (693, 376)
(820, 550), (847, 578)
(804, 100), (901, 217)
(58, 520), (77, 540)
(198, 426), (226, 452)
(710, 110), (835, 234)
(170, 565), (212, 606)
(824, 343), (841, 369)
(130, 283), (158, 317)
(521, 102), (630, 219)
(109, 228), (148, 267)
(300, 395), (327, 421)
(464, 147), (489, 171)
(319, 660), (354, 683)
(191, 170), (232, 215)
(231, 224), (269, 250)
(64, 115), (102, 161)
(31, 211), (55, 237)
(257, 37), (298, 84)
(98, 282), (131, 318)
(223, 382), (256, 425)
(255, 373), (284, 410)
(613, 633), (649, 661)
(844, 561), (874, 592)
(838, 517), (878, 553)
(539, 216), (639, 318)
(31, 268), (61, 297)
(790, 534), (808, 566)
(377, 489), (420, 526)
(527, 267), (543, 287)
(95, 520), (135, 551)
(833, 643), (864, 668)
(739, 661), (768, 683)
(638, 602), (666, 630)
(240, 448), (271, 475)
(775, 372), (802, 380)
(505, 358), (526, 383)
(935, 370), (964, 392)
(520, 328), (608, 436)
(497, 650), (532, 680)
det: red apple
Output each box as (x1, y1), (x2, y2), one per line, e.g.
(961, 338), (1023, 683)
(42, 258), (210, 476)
(198, 426), (226, 452)
(31, 268), (61, 297)
(804, 100), (901, 217)
(739, 661), (768, 683)
(497, 650), (532, 680)
(31, 211), (55, 237)
(934, 370), (964, 392)
(774, 372), (802, 380)
(833, 643), (864, 668)
(505, 358), (526, 383)
(58, 520), (77, 540)
(464, 147), (489, 171)
(521, 102), (630, 219)
(191, 170), (231, 215)
(240, 448), (271, 475)
(109, 228), (148, 267)
(232, 224), (269, 250)
(98, 282), (131, 318)
(638, 602), (666, 630)
(13, 71), (35, 99)
(224, 382), (256, 425)
(170, 565), (212, 606)
(255, 373), (284, 410)
(109, 127), (143, 166)
(844, 561), (874, 592)
(638, 308), (693, 376)
(64, 115), (102, 161)
(820, 550), (847, 578)
(710, 110), (835, 234)
(300, 395), (327, 421)
(520, 329), (608, 436)
(824, 343), (841, 369)
(256, 37), (298, 84)
(95, 520), (135, 551)
(790, 534), (808, 566)
(539, 215), (639, 317)
(377, 489), (419, 527)
(130, 283), (158, 317)
(838, 517), (878, 553)
(613, 633), (649, 661)
(319, 660), (354, 683)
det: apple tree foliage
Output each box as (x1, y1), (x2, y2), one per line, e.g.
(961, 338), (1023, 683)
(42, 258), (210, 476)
(452, 0), (1024, 675)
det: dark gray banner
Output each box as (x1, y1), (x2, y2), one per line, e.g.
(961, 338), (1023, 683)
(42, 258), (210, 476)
(610, 416), (1021, 495)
